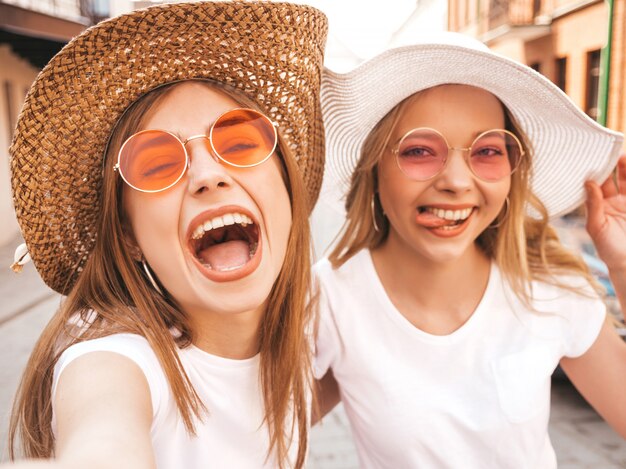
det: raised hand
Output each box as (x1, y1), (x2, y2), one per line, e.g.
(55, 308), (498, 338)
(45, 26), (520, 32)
(585, 156), (626, 271)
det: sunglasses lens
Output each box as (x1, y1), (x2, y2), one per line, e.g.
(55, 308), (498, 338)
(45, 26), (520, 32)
(470, 131), (521, 181)
(211, 109), (277, 167)
(396, 129), (448, 180)
(118, 130), (187, 192)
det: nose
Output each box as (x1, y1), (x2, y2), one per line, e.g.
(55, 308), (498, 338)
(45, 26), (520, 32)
(185, 137), (233, 195)
(433, 148), (474, 193)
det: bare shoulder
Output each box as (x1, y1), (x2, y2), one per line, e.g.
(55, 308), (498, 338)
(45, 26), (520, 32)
(54, 351), (156, 469)
(56, 349), (153, 409)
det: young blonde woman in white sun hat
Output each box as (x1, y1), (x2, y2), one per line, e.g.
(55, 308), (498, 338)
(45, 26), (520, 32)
(313, 32), (626, 468)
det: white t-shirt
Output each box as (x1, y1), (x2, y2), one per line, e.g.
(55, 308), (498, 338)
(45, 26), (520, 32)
(52, 333), (300, 469)
(314, 249), (606, 469)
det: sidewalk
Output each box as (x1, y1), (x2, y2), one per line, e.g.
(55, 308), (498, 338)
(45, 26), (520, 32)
(0, 295), (59, 458)
(0, 234), (60, 458)
(0, 235), (56, 325)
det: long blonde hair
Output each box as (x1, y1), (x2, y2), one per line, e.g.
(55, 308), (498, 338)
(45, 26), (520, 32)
(9, 80), (313, 468)
(329, 87), (599, 305)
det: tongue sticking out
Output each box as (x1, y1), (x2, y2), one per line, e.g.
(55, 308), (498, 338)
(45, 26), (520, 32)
(198, 240), (251, 271)
(416, 210), (458, 228)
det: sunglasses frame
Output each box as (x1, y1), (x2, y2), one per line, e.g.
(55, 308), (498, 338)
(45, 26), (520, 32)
(390, 127), (525, 182)
(114, 107), (278, 193)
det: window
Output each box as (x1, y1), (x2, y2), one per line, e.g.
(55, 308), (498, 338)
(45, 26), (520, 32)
(555, 57), (567, 92)
(585, 49), (601, 120)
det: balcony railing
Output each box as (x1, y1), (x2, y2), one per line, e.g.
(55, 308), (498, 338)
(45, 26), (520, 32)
(1, 0), (108, 24)
(488, 0), (541, 30)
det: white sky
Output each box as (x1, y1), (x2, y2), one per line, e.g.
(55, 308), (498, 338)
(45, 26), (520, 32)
(302, 0), (448, 71)
(306, 0), (418, 56)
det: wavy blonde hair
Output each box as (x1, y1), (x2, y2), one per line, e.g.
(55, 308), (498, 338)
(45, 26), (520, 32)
(9, 80), (313, 469)
(329, 87), (599, 305)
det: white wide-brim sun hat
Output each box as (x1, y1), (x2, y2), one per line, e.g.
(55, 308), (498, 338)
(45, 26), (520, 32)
(321, 32), (624, 218)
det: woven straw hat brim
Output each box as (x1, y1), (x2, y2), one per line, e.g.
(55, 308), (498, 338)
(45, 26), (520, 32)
(10, 1), (327, 294)
(322, 43), (624, 218)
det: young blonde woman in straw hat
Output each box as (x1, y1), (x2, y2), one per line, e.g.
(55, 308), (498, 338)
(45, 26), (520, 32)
(313, 32), (626, 468)
(3, 2), (327, 468)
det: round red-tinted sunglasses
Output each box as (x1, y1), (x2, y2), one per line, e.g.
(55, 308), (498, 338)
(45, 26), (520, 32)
(391, 127), (524, 182)
(114, 108), (278, 192)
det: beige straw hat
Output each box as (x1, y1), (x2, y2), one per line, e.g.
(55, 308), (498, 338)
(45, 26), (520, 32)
(10, 1), (328, 294)
(322, 32), (623, 218)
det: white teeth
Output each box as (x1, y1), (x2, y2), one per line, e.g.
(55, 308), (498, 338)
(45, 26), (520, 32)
(191, 212), (255, 239)
(193, 224), (206, 240)
(427, 207), (473, 221)
(240, 214), (253, 227)
(223, 214), (235, 226)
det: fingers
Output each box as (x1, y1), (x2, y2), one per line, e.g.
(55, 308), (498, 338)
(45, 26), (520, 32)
(596, 154), (626, 198)
(585, 181), (605, 235)
(601, 176), (618, 198)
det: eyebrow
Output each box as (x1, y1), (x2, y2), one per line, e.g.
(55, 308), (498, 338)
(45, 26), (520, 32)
(215, 115), (247, 128)
(154, 109), (249, 142)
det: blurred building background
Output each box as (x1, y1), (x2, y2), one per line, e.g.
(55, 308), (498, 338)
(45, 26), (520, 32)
(449, 0), (624, 135)
(0, 0), (109, 246)
(0, 0), (624, 251)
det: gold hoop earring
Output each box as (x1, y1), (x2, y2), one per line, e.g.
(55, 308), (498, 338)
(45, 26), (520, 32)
(489, 197), (510, 229)
(142, 259), (163, 295)
(371, 194), (381, 232)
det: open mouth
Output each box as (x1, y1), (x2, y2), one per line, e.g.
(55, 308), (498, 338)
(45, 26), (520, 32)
(416, 206), (475, 230)
(189, 212), (260, 273)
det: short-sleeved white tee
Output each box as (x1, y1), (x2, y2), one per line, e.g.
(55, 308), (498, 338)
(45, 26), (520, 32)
(52, 333), (300, 469)
(314, 249), (606, 469)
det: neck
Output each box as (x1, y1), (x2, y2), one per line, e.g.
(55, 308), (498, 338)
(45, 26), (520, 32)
(188, 307), (263, 359)
(371, 234), (491, 334)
